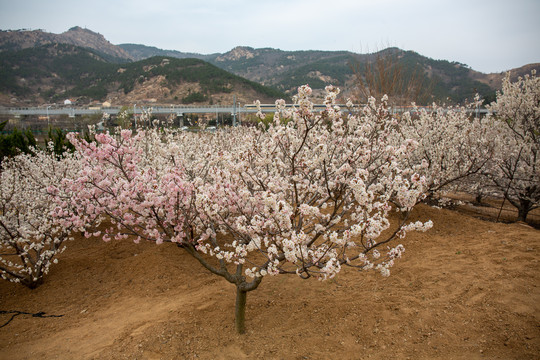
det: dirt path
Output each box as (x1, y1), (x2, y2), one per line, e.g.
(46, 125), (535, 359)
(0, 204), (538, 359)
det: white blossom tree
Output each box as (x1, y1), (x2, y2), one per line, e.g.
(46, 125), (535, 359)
(487, 71), (540, 221)
(395, 98), (496, 202)
(0, 150), (88, 288)
(66, 85), (432, 333)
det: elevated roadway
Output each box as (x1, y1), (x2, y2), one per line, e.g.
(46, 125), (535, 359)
(0, 104), (489, 117)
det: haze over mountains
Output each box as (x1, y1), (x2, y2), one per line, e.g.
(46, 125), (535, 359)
(0, 26), (538, 107)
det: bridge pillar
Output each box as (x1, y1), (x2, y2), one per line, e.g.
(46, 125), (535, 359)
(177, 113), (183, 127)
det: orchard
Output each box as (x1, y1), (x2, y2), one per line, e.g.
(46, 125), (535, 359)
(1, 72), (538, 336)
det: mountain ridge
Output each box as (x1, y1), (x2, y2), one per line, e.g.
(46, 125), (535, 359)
(1, 27), (538, 106)
(0, 43), (286, 107)
(0, 27), (133, 62)
(119, 42), (539, 103)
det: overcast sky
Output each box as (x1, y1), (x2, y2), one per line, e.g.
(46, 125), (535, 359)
(1, 0), (538, 73)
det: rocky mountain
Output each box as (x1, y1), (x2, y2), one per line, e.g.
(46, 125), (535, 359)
(0, 27), (133, 62)
(1, 27), (538, 106)
(121, 44), (360, 98)
(120, 44), (539, 104)
(0, 43), (285, 106)
(208, 47), (356, 91)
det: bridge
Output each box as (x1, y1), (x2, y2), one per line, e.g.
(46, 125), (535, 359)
(0, 104), (490, 117)
(0, 104), (348, 117)
(0, 105), (252, 117)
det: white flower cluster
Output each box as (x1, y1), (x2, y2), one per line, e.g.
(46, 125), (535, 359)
(396, 99), (495, 199)
(0, 150), (85, 288)
(182, 85), (432, 281)
(391, 70), (539, 222)
(485, 71), (540, 220)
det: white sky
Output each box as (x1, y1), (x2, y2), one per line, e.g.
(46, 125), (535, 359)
(1, 0), (539, 73)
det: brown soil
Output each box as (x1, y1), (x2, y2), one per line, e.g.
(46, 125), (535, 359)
(0, 203), (539, 359)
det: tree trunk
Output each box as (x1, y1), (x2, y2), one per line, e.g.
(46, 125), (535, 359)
(475, 192), (483, 205)
(517, 198), (532, 222)
(235, 286), (247, 334)
(22, 276), (43, 289)
(517, 206), (529, 222)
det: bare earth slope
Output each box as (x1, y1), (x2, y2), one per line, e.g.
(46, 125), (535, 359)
(0, 204), (538, 359)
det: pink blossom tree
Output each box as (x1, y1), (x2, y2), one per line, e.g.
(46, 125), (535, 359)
(66, 85), (432, 333)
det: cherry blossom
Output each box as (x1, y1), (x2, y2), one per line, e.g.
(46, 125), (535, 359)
(486, 71), (540, 221)
(395, 97), (496, 202)
(0, 150), (87, 288)
(67, 85), (431, 333)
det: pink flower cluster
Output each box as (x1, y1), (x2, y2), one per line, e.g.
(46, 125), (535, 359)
(63, 85), (432, 283)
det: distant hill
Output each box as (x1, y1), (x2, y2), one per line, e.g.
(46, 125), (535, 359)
(1, 27), (538, 106)
(120, 44), (539, 104)
(0, 43), (286, 106)
(120, 44), (363, 98)
(119, 43), (207, 61)
(208, 47), (357, 93)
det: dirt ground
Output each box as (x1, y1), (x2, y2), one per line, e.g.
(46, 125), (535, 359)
(0, 201), (539, 360)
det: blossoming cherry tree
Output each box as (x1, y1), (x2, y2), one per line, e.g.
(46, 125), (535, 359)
(67, 85), (432, 333)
